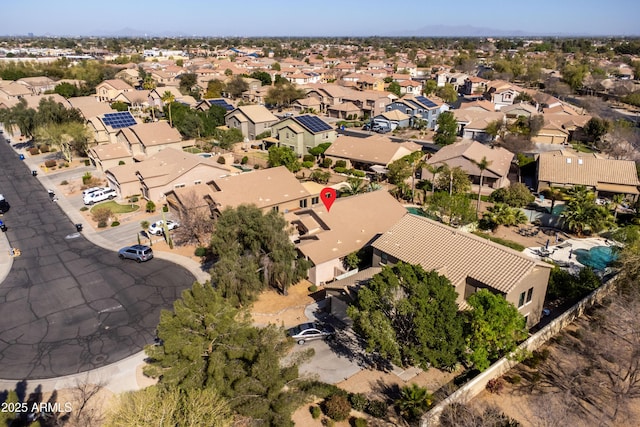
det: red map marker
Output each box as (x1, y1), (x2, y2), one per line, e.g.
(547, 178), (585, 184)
(320, 188), (337, 212)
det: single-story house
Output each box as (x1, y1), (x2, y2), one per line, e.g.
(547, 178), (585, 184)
(531, 114), (591, 145)
(293, 190), (407, 286)
(425, 140), (514, 189)
(324, 135), (422, 171)
(372, 214), (552, 326)
(536, 150), (640, 199)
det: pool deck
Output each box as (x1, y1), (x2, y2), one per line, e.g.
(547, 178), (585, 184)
(524, 237), (617, 273)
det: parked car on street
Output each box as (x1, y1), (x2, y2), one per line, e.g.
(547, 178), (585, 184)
(287, 322), (335, 345)
(148, 220), (179, 235)
(83, 188), (117, 205)
(118, 245), (153, 262)
(0, 194), (9, 214)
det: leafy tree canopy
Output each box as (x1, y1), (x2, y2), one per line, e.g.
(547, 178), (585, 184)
(434, 165), (471, 194)
(489, 183), (535, 208)
(465, 289), (527, 371)
(268, 146), (301, 172)
(347, 262), (465, 370)
(434, 111), (458, 146)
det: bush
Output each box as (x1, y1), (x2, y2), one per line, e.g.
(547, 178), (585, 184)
(323, 419), (335, 427)
(97, 221), (108, 228)
(217, 156), (226, 164)
(38, 144), (50, 153)
(145, 200), (156, 213)
(321, 158), (333, 168)
(323, 394), (351, 421)
(84, 159), (91, 166)
(129, 196), (139, 203)
(118, 160), (125, 165)
(303, 154), (315, 163)
(44, 159), (57, 168)
(29, 147), (39, 155)
(91, 207), (112, 224)
(111, 221), (120, 227)
(308, 284), (318, 292)
(254, 164), (260, 169)
(349, 393), (368, 412)
(80, 206), (88, 212)
(241, 156), (248, 165)
(334, 166), (348, 174)
(162, 205), (169, 212)
(300, 381), (344, 399)
(60, 180), (69, 185)
(311, 406), (322, 419)
(351, 170), (365, 178)
(507, 374), (522, 385)
(352, 418), (368, 427)
(486, 378), (505, 394)
(334, 160), (347, 169)
(365, 400), (387, 418)
(82, 172), (92, 185)
(302, 161), (314, 168)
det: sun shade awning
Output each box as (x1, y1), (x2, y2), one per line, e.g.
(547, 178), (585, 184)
(596, 182), (639, 195)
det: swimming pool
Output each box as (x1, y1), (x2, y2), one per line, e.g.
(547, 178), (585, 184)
(574, 246), (618, 270)
(406, 207), (427, 216)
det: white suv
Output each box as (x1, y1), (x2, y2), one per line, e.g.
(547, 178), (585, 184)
(148, 220), (179, 235)
(83, 188), (117, 205)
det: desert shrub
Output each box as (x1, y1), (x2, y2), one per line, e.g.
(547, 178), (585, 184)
(308, 284), (318, 293)
(486, 378), (505, 394)
(129, 196), (139, 203)
(82, 172), (92, 185)
(38, 144), (50, 153)
(323, 394), (351, 421)
(60, 180), (69, 185)
(44, 159), (57, 168)
(321, 157), (333, 168)
(91, 207), (112, 224)
(351, 170), (365, 178)
(300, 381), (344, 399)
(194, 247), (207, 257)
(97, 221), (108, 228)
(241, 156), (248, 165)
(507, 374), (521, 385)
(334, 160), (347, 169)
(303, 154), (315, 163)
(302, 161), (314, 168)
(29, 147), (39, 155)
(162, 205), (168, 212)
(352, 418), (368, 427)
(349, 393), (368, 412)
(84, 159), (91, 166)
(118, 160), (125, 165)
(322, 419), (335, 427)
(111, 221), (120, 227)
(334, 166), (348, 174)
(80, 207), (88, 212)
(365, 400), (387, 418)
(311, 406), (322, 419)
(217, 156), (226, 164)
(254, 164), (260, 169)
(145, 201), (156, 213)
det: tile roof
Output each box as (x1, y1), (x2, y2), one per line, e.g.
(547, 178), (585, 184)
(68, 96), (114, 119)
(325, 135), (422, 166)
(372, 214), (549, 293)
(124, 121), (182, 147)
(426, 140), (514, 178)
(208, 166), (310, 210)
(295, 191), (407, 264)
(453, 109), (504, 130)
(230, 105), (279, 124)
(537, 150), (640, 188)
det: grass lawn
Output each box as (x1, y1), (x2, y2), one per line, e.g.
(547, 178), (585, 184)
(184, 146), (203, 154)
(571, 143), (595, 153)
(90, 200), (140, 214)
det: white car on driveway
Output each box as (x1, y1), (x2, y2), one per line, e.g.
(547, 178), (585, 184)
(83, 188), (117, 205)
(148, 220), (179, 235)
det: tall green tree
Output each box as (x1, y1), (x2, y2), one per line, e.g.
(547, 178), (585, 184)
(465, 289), (527, 371)
(225, 75), (249, 98)
(209, 205), (308, 303)
(584, 117), (610, 144)
(161, 90), (175, 127)
(205, 79), (225, 98)
(488, 183), (534, 208)
(265, 81), (306, 107)
(387, 81), (401, 97)
(561, 186), (615, 236)
(268, 146), (301, 172)
(35, 121), (92, 162)
(250, 70), (273, 86)
(473, 156), (492, 216)
(436, 83), (458, 103)
(434, 165), (471, 195)
(424, 191), (477, 226)
(347, 263), (465, 370)
(434, 111), (458, 146)
(178, 72), (198, 94)
(143, 283), (303, 425)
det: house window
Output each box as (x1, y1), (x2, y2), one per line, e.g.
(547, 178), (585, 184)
(194, 180), (202, 185)
(406, 109), (411, 114)
(518, 291), (526, 308)
(311, 196), (319, 205)
(380, 252), (388, 265)
(299, 199), (307, 208)
(272, 206), (279, 213)
(174, 183), (185, 188)
(526, 287), (533, 303)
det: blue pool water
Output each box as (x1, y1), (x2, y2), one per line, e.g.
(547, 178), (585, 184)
(406, 207), (427, 216)
(574, 246), (618, 270)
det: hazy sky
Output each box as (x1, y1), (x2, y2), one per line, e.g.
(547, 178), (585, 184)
(3, 0), (639, 37)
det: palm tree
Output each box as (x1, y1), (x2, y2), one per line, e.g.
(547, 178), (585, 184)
(395, 383), (433, 421)
(473, 156), (492, 216)
(341, 177), (368, 196)
(609, 193), (625, 220)
(161, 90), (175, 127)
(561, 188), (615, 236)
(483, 203), (528, 229)
(408, 152), (426, 204)
(424, 163), (445, 196)
(542, 187), (566, 213)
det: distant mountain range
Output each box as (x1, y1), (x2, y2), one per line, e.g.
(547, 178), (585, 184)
(385, 25), (557, 38)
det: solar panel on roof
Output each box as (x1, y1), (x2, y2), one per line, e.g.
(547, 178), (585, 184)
(208, 99), (234, 111)
(416, 96), (438, 108)
(295, 115), (332, 133)
(103, 111), (137, 129)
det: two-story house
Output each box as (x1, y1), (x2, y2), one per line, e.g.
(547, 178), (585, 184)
(385, 95), (449, 129)
(95, 79), (135, 103)
(271, 115), (337, 156)
(225, 105), (279, 140)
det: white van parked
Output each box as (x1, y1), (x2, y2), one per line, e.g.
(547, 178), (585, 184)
(83, 188), (117, 205)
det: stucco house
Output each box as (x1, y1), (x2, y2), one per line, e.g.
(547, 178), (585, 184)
(385, 95), (449, 129)
(225, 105), (279, 140)
(425, 140), (515, 190)
(294, 190), (407, 286)
(372, 110), (411, 130)
(531, 114), (591, 145)
(95, 79), (135, 103)
(453, 110), (505, 142)
(484, 80), (522, 110)
(271, 115), (337, 156)
(115, 121), (183, 158)
(105, 148), (229, 201)
(372, 214), (552, 326)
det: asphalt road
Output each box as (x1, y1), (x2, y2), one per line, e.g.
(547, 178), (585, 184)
(0, 138), (196, 379)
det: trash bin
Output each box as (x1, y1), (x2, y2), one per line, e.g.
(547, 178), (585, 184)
(19, 154), (25, 160)
(75, 224), (83, 232)
(0, 220), (6, 232)
(31, 170), (38, 177)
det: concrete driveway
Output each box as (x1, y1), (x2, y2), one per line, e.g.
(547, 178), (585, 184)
(0, 138), (196, 380)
